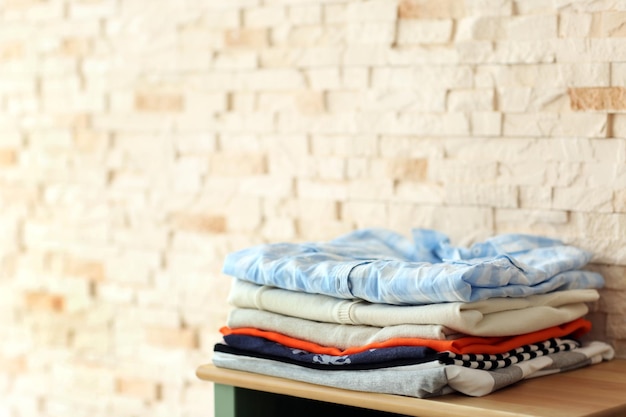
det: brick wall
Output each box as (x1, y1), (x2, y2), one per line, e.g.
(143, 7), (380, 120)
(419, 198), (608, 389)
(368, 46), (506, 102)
(1, 0), (626, 415)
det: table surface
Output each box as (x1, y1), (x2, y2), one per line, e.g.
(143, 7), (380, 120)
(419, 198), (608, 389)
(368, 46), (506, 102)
(197, 359), (626, 417)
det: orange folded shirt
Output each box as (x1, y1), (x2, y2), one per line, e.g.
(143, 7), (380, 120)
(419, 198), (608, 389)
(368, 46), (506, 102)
(220, 318), (591, 356)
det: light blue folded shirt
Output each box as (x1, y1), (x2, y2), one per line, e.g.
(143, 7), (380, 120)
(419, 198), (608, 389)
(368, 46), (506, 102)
(222, 228), (604, 305)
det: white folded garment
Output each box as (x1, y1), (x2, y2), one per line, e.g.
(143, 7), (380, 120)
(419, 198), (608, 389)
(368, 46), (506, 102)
(229, 279), (598, 337)
(227, 308), (462, 349)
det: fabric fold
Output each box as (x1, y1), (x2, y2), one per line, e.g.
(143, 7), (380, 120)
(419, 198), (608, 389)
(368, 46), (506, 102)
(222, 228), (604, 304)
(220, 334), (580, 371)
(227, 308), (459, 344)
(229, 279), (598, 336)
(212, 341), (614, 398)
(445, 341), (615, 396)
(221, 317), (592, 356)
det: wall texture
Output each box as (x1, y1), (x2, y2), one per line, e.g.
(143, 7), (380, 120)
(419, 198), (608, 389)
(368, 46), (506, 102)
(1, 0), (626, 416)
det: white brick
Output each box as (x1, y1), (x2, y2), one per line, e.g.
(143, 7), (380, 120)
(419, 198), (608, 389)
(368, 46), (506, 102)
(495, 208), (570, 235)
(455, 41), (494, 63)
(268, 150), (316, 178)
(393, 182), (445, 204)
(213, 51), (257, 70)
(498, 161), (551, 186)
(503, 113), (608, 138)
(554, 39), (592, 62)
(456, 16), (505, 41)
(6, 95), (38, 115)
(0, 129), (24, 147)
(497, 88), (530, 112)
(311, 135), (378, 157)
(591, 138), (626, 162)
(390, 112), (470, 136)
(42, 91), (106, 113)
(396, 19), (453, 45)
(184, 91), (228, 113)
(495, 208), (569, 225)
(69, 0), (117, 19)
(29, 129), (73, 148)
(370, 68), (412, 88)
(296, 179), (348, 200)
(199, 9), (240, 28)
(324, 4), (348, 24)
(230, 92), (256, 112)
(341, 201), (388, 228)
(244, 6), (286, 27)
(346, 0), (398, 21)
(339, 112), (390, 135)
(448, 89), (494, 111)
(589, 39), (626, 62)
(190, 72), (240, 91)
(277, 113), (357, 134)
(514, 0), (559, 13)
(552, 63), (610, 87)
(343, 45), (389, 66)
(175, 133), (217, 154)
(388, 204), (494, 243)
(507, 15), (558, 41)
(242, 69), (306, 90)
(580, 163), (623, 187)
(387, 45), (459, 65)
(379, 137), (444, 158)
(263, 198), (338, 220)
(0, 75), (35, 94)
(464, 0), (512, 16)
(97, 282), (135, 304)
(106, 250), (159, 285)
(258, 46), (303, 68)
(430, 160), (498, 183)
(519, 186), (553, 209)
(214, 113), (274, 133)
(289, 4), (322, 25)
(553, 187), (613, 212)
(93, 113), (176, 132)
(372, 66), (473, 89)
(257, 92), (297, 113)
(239, 176), (294, 197)
(24, 1), (65, 20)
(297, 47), (343, 68)
(306, 68), (341, 90)
(347, 22), (396, 44)
(547, 162), (583, 186)
(341, 68), (369, 89)
(261, 217), (296, 240)
(611, 63), (626, 86)
(475, 65), (534, 88)
(348, 179), (394, 199)
(364, 89), (447, 112)
(471, 111), (502, 136)
(492, 40), (556, 64)
(559, 12), (594, 38)
(445, 184), (518, 208)
(39, 57), (78, 76)
(612, 114), (626, 138)
(346, 157), (387, 179)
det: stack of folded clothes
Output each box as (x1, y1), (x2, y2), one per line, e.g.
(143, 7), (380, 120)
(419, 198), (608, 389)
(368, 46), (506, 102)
(212, 228), (615, 398)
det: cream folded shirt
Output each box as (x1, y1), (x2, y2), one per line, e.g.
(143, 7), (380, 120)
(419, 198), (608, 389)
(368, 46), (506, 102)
(227, 308), (462, 347)
(228, 279), (598, 337)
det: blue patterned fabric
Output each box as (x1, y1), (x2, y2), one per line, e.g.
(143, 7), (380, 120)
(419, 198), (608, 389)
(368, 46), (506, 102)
(220, 334), (438, 370)
(222, 228), (604, 305)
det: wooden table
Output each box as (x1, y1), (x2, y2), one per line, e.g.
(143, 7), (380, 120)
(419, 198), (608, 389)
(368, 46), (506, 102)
(196, 359), (626, 417)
